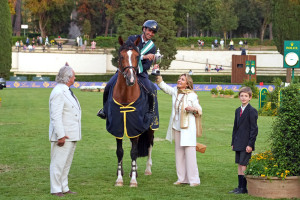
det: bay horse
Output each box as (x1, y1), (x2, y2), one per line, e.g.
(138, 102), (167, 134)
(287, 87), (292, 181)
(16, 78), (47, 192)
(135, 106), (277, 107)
(104, 36), (156, 187)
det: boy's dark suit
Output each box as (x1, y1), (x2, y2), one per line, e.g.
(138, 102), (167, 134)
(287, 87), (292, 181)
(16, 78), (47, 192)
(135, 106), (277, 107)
(231, 103), (258, 151)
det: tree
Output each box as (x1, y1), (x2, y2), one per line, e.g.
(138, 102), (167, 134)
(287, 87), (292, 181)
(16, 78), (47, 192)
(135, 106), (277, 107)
(272, 0), (300, 82)
(0, 0), (12, 79)
(174, 0), (197, 37)
(254, 0), (272, 43)
(113, 0), (177, 70)
(234, 0), (260, 37)
(211, 0), (238, 45)
(24, 0), (67, 37)
(82, 19), (91, 37)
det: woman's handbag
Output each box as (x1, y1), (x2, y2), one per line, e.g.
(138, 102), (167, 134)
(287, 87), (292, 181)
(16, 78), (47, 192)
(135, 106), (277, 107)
(196, 143), (206, 153)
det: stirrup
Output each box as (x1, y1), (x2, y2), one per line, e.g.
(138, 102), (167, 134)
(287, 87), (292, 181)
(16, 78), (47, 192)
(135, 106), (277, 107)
(97, 108), (106, 119)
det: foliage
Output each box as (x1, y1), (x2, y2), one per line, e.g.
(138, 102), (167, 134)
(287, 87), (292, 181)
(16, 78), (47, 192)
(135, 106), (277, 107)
(219, 89), (225, 95)
(93, 36), (118, 48)
(240, 79), (259, 98)
(211, 0), (238, 45)
(245, 151), (291, 179)
(23, 0), (69, 37)
(271, 0), (300, 55)
(224, 89), (234, 95)
(113, 0), (177, 70)
(210, 88), (218, 95)
(0, 0), (12, 79)
(270, 83), (300, 176)
(82, 19), (92, 37)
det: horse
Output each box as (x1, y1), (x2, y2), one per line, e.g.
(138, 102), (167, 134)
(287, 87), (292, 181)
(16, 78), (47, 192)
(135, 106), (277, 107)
(104, 36), (157, 187)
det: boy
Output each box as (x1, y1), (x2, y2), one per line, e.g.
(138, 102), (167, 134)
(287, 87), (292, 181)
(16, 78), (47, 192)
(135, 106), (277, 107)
(230, 87), (258, 194)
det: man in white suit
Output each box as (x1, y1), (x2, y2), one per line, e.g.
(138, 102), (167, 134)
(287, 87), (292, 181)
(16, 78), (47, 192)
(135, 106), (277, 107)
(49, 64), (81, 197)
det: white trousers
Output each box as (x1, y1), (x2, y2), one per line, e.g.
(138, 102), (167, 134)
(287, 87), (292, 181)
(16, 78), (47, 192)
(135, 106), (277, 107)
(174, 129), (200, 184)
(50, 141), (76, 193)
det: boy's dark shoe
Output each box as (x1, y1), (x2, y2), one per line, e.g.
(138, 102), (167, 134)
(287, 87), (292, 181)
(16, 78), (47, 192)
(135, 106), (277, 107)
(97, 108), (106, 119)
(229, 188), (239, 193)
(234, 188), (248, 194)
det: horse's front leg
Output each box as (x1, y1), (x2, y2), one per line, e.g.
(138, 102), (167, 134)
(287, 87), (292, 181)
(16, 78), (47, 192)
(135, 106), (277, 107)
(115, 139), (124, 186)
(145, 129), (154, 175)
(130, 138), (138, 187)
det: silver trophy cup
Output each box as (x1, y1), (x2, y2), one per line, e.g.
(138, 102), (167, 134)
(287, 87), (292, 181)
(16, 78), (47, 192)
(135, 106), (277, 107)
(151, 48), (163, 76)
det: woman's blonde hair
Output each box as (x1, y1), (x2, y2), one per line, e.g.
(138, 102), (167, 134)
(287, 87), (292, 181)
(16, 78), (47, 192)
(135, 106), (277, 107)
(179, 73), (194, 90)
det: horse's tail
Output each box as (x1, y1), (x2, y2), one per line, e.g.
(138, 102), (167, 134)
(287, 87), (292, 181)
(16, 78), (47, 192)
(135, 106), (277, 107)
(137, 129), (154, 157)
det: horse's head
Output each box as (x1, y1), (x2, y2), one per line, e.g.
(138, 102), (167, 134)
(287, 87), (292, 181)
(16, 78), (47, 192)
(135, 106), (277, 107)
(118, 36), (141, 86)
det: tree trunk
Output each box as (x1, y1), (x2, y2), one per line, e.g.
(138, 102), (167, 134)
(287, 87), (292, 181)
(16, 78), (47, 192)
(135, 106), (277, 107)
(223, 31), (227, 46)
(104, 16), (111, 37)
(13, 0), (21, 36)
(39, 14), (47, 38)
(269, 22), (273, 40)
(260, 19), (268, 44)
(176, 26), (182, 37)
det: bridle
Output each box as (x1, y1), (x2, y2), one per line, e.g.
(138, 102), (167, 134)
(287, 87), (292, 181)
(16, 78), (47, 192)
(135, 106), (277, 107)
(118, 41), (140, 78)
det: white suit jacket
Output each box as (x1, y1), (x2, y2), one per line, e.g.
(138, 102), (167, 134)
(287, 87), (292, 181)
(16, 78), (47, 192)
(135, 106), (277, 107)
(49, 83), (81, 141)
(158, 81), (202, 146)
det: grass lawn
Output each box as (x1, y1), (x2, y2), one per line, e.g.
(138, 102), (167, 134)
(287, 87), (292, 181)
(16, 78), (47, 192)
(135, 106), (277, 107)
(0, 88), (274, 200)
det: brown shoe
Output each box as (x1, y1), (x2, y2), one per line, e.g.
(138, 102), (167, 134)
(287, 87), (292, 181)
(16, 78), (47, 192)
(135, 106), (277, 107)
(63, 190), (77, 194)
(51, 192), (64, 197)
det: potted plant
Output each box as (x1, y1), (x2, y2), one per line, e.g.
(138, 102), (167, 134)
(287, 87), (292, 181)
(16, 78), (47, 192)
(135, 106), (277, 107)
(245, 84), (300, 199)
(219, 89), (225, 97)
(224, 89), (234, 98)
(210, 88), (218, 97)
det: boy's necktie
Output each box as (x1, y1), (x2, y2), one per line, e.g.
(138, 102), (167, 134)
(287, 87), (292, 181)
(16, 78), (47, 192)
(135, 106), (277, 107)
(240, 108), (243, 117)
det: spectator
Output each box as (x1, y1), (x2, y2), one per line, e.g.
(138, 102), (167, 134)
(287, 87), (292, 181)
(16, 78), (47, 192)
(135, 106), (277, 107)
(91, 40), (96, 50)
(84, 39), (87, 47)
(15, 41), (20, 51)
(205, 64), (208, 72)
(58, 42), (63, 50)
(77, 36), (80, 47)
(197, 39), (201, 49)
(229, 40), (234, 50)
(201, 40), (204, 49)
(28, 44), (33, 52)
(37, 36), (40, 46)
(23, 45), (27, 51)
(45, 36), (49, 46)
(79, 36), (83, 47)
(32, 37), (35, 46)
(189, 69), (193, 75)
(244, 40), (248, 49)
(40, 36), (43, 45)
(220, 38), (224, 50)
(26, 37), (29, 46)
(239, 40), (243, 50)
(20, 40), (23, 48)
(211, 41), (215, 50)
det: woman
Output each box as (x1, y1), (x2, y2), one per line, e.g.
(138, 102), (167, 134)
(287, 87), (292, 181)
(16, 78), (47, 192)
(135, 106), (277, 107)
(156, 73), (202, 187)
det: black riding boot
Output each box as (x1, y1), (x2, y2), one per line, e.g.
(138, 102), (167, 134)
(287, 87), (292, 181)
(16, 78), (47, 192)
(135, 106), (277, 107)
(229, 175), (242, 193)
(235, 175), (248, 194)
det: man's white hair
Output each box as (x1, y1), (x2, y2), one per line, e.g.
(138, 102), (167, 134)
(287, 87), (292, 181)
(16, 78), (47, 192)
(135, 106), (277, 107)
(55, 64), (73, 84)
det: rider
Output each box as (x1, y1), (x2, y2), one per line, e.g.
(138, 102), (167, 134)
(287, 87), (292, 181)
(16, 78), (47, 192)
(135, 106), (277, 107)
(99, 20), (159, 119)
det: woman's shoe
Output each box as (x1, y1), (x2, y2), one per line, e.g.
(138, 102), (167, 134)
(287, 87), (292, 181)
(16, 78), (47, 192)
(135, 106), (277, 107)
(173, 181), (182, 185)
(190, 183), (200, 187)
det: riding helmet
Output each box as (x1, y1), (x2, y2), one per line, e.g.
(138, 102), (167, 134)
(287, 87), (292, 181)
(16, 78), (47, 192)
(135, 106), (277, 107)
(142, 20), (159, 33)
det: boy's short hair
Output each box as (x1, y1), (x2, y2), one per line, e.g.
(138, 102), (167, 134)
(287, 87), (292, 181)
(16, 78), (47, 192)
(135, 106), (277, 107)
(239, 87), (252, 97)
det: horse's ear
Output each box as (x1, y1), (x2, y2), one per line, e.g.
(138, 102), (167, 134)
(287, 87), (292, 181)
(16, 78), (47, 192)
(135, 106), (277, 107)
(118, 36), (124, 46)
(134, 37), (141, 46)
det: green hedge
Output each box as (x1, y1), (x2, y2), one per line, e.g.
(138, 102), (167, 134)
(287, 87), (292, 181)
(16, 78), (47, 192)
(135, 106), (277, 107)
(11, 74), (285, 84)
(93, 36), (118, 48)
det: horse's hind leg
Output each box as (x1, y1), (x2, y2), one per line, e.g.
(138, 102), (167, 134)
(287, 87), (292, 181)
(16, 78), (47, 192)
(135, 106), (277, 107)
(145, 129), (154, 175)
(115, 139), (124, 186)
(130, 138), (138, 187)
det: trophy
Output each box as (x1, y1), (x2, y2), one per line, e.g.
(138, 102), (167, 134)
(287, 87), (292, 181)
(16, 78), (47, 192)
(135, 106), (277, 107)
(151, 48), (163, 76)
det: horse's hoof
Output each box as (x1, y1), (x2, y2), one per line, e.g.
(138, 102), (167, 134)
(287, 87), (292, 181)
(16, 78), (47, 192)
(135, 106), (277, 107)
(144, 170), (152, 175)
(130, 182), (138, 187)
(115, 181), (123, 187)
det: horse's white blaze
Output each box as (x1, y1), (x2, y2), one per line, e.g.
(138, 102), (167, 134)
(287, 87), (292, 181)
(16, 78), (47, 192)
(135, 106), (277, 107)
(127, 50), (135, 83)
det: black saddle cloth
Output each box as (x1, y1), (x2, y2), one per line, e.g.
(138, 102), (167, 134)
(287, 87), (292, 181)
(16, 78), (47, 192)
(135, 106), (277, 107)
(104, 81), (159, 139)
